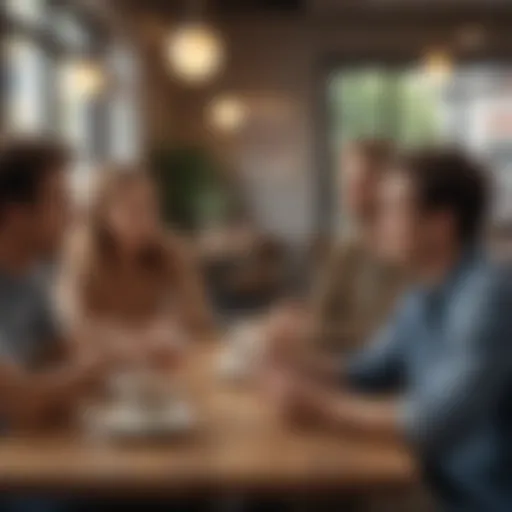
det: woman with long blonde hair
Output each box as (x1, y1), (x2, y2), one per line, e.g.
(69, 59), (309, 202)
(56, 166), (214, 367)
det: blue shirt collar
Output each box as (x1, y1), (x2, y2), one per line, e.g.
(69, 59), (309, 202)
(419, 245), (485, 304)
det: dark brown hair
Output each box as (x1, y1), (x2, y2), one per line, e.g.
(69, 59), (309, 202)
(396, 147), (490, 244)
(0, 136), (70, 219)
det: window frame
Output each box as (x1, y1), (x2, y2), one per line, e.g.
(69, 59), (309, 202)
(0, 0), (113, 159)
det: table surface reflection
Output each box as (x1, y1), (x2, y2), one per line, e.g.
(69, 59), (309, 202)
(0, 344), (416, 495)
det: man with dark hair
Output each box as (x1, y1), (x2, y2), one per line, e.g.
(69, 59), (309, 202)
(266, 148), (512, 510)
(0, 137), (70, 256)
(0, 137), (106, 427)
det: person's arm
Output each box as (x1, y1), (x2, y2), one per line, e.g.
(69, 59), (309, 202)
(334, 291), (414, 391)
(400, 276), (512, 454)
(171, 236), (216, 338)
(54, 230), (147, 369)
(318, 389), (400, 438)
(0, 351), (106, 428)
(342, 276), (512, 451)
(280, 275), (512, 451)
(274, 375), (401, 441)
(266, 290), (413, 387)
(268, 294), (413, 436)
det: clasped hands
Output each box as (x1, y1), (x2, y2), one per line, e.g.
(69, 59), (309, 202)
(259, 303), (339, 428)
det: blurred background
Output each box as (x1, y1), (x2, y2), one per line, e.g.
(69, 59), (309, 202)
(3, 2), (512, 511)
(3, 0), (512, 313)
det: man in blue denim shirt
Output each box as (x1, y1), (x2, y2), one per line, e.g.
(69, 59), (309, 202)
(267, 149), (512, 511)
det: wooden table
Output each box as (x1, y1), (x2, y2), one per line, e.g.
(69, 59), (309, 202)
(0, 345), (416, 496)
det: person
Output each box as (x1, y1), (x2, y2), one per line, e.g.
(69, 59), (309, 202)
(0, 137), (107, 429)
(312, 138), (406, 350)
(265, 148), (512, 511)
(266, 139), (405, 373)
(56, 167), (214, 369)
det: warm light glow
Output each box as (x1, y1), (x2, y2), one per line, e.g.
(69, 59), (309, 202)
(61, 58), (106, 99)
(208, 96), (247, 132)
(166, 24), (225, 84)
(423, 49), (453, 85)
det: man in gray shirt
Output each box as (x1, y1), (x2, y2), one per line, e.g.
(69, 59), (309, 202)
(0, 269), (59, 368)
(0, 137), (107, 428)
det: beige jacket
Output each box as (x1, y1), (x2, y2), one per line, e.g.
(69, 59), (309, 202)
(312, 235), (406, 352)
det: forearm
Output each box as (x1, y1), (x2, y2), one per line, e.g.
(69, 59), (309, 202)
(0, 362), (94, 427)
(311, 322), (367, 352)
(315, 388), (402, 441)
(300, 352), (345, 384)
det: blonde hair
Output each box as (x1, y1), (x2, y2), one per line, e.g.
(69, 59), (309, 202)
(85, 166), (175, 279)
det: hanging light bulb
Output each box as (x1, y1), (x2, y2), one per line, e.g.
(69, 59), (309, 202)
(208, 95), (247, 133)
(165, 23), (225, 85)
(61, 58), (106, 99)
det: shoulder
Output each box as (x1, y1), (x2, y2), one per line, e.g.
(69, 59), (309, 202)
(393, 288), (424, 324)
(450, 260), (512, 345)
(457, 260), (512, 309)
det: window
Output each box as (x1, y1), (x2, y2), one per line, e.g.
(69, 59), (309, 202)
(5, 36), (47, 133)
(5, 0), (46, 27)
(108, 44), (141, 164)
(1, 1), (142, 201)
(328, 68), (443, 150)
(53, 8), (90, 52)
(328, 65), (512, 225)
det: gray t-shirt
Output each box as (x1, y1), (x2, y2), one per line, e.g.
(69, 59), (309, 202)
(0, 268), (59, 369)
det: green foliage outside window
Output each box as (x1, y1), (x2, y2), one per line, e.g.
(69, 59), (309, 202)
(150, 146), (235, 232)
(329, 69), (443, 150)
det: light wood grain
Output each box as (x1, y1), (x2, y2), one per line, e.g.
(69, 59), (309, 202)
(0, 344), (416, 495)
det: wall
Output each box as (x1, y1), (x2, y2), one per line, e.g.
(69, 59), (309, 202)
(141, 17), (317, 244)
(123, 6), (512, 245)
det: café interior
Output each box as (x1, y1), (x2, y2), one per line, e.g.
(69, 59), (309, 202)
(2, 1), (512, 511)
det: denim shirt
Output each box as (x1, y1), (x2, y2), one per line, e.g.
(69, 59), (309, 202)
(347, 249), (512, 511)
